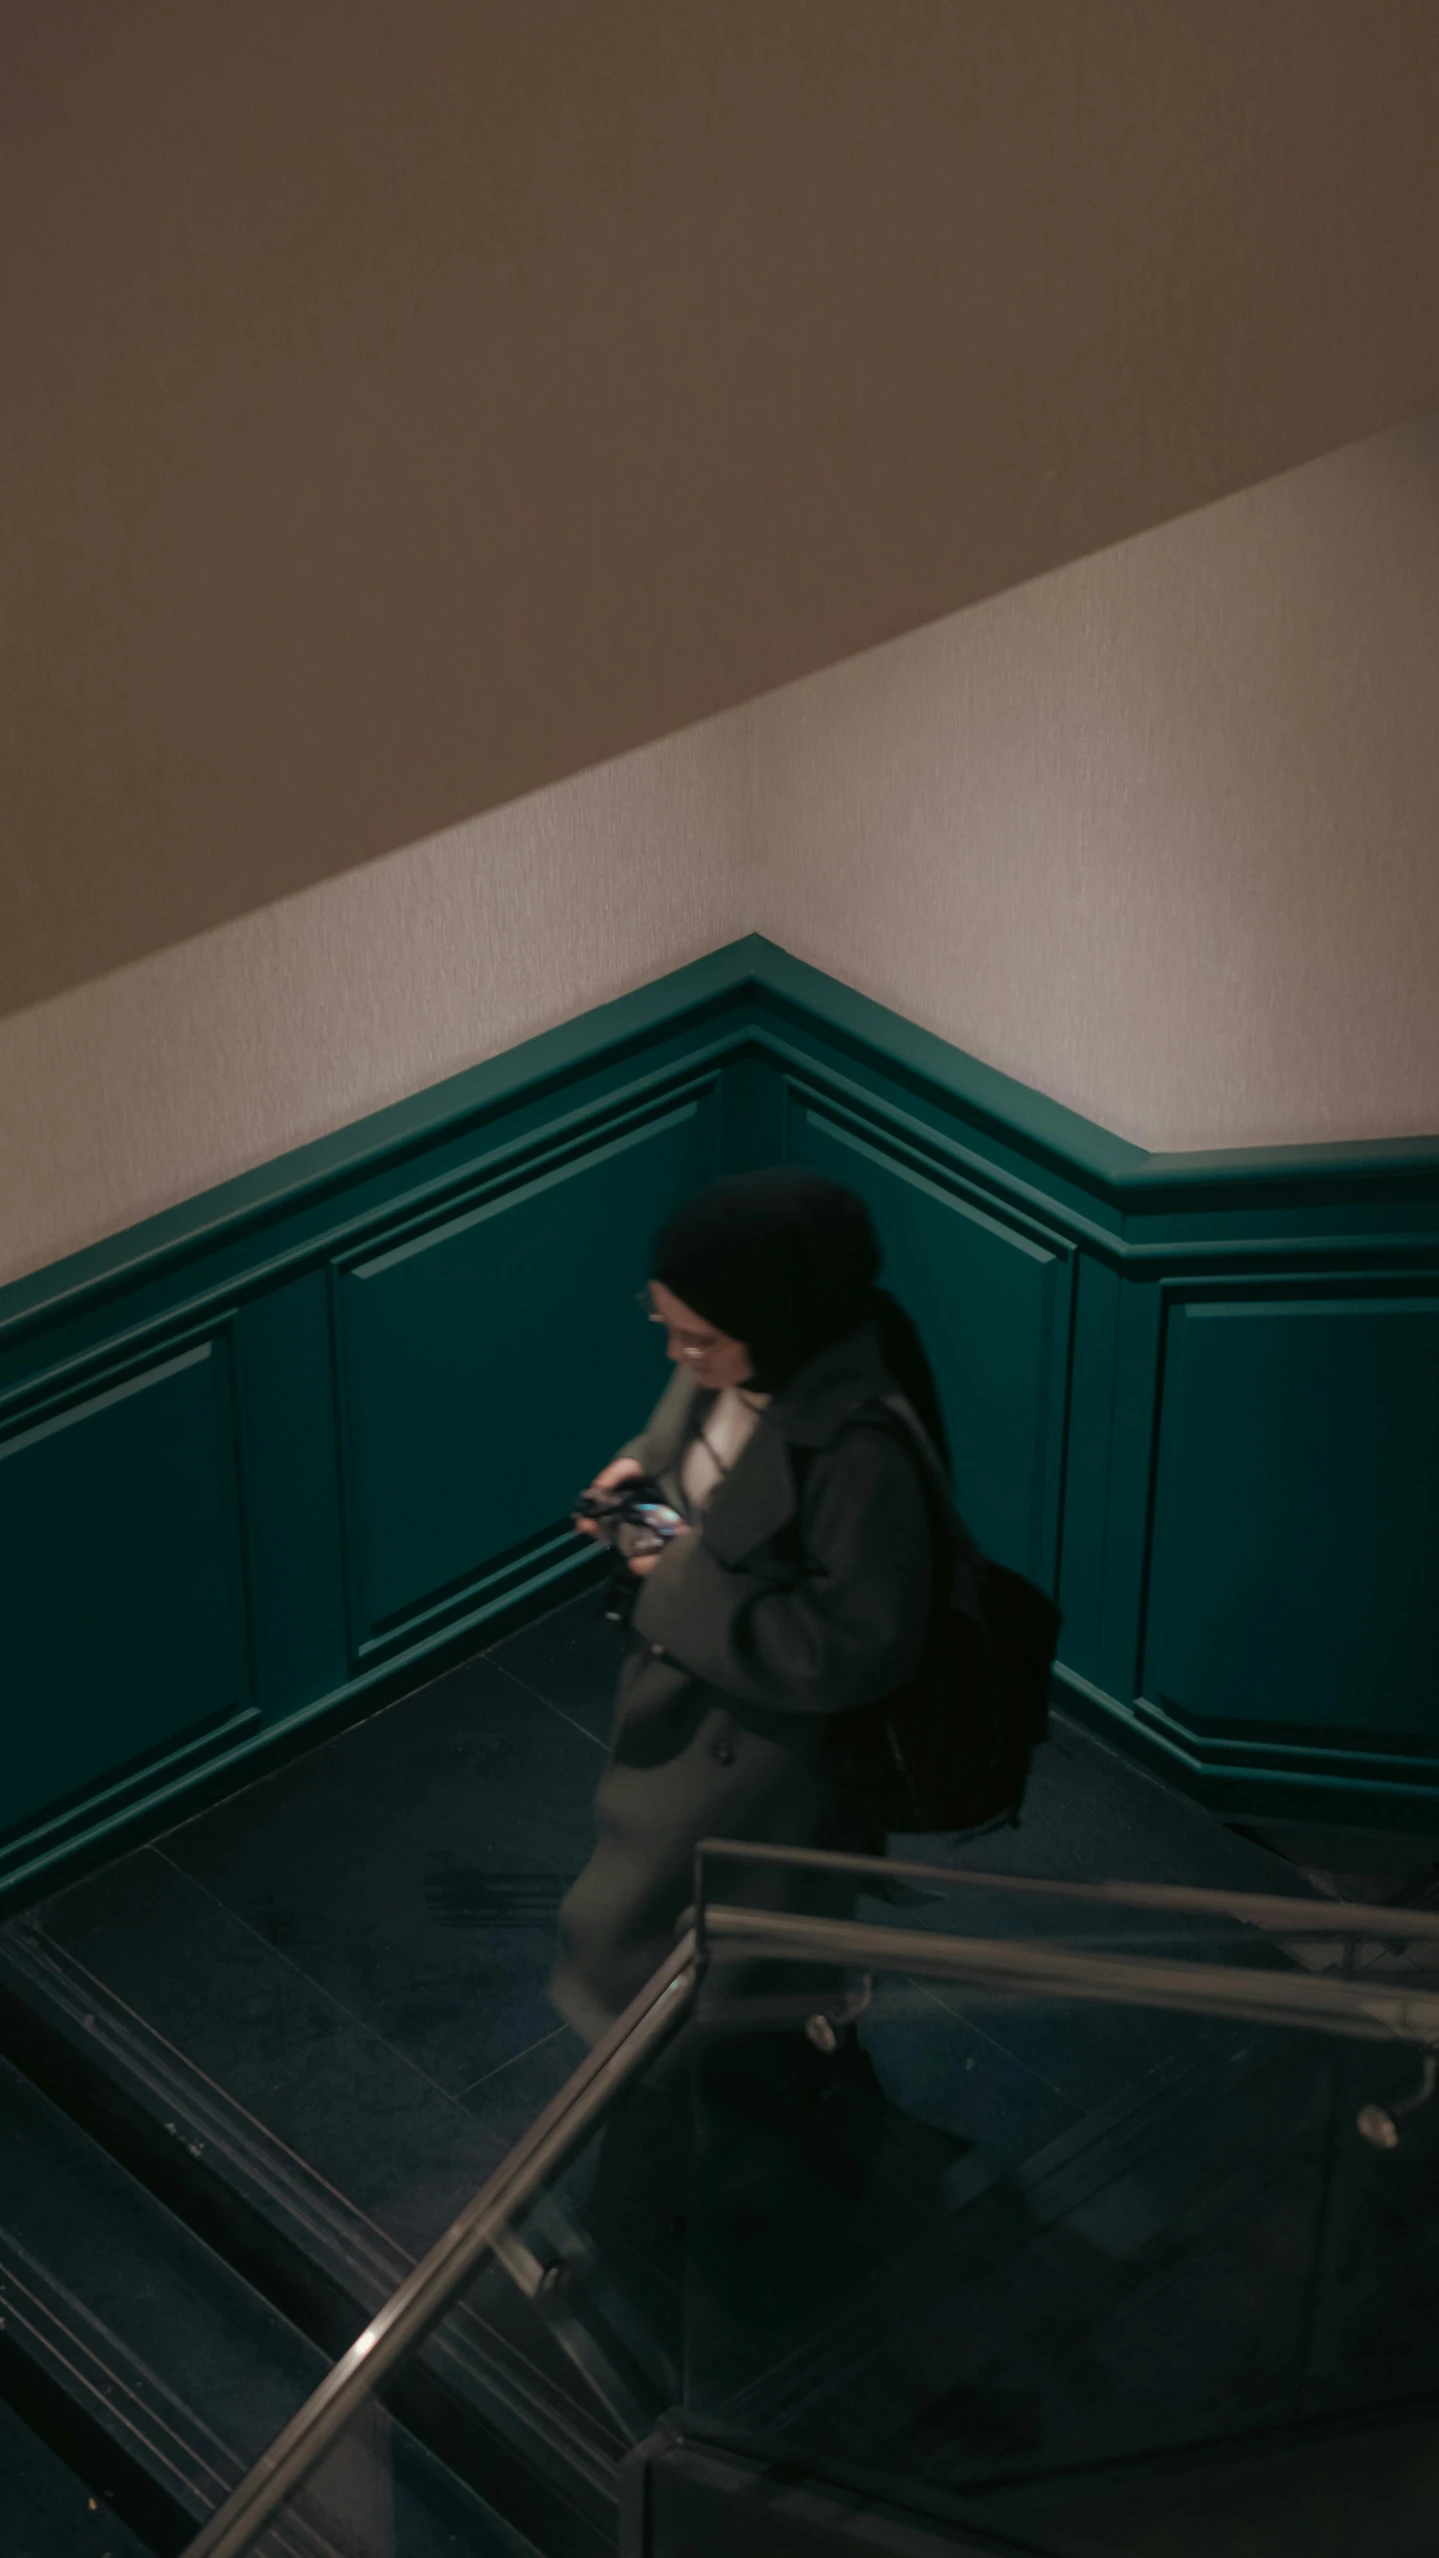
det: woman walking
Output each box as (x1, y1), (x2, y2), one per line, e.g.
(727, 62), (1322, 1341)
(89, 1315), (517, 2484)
(553, 1164), (950, 2044)
(551, 1167), (952, 2298)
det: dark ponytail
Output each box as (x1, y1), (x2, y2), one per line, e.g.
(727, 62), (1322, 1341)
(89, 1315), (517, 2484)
(869, 1284), (953, 1484)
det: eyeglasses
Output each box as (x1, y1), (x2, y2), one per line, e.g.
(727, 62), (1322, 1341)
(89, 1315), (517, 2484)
(635, 1288), (721, 1361)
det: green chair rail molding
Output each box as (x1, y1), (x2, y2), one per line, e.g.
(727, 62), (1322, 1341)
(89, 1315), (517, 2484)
(3, 934), (1438, 1909)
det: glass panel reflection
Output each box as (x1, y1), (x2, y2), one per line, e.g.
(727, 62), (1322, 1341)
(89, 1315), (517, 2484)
(682, 1846), (1439, 2522)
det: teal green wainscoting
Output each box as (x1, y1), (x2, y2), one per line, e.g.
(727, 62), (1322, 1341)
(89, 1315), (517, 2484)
(2, 936), (1438, 1906)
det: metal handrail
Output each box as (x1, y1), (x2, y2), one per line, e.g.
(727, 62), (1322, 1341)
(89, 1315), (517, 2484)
(182, 1934), (698, 2558)
(184, 1856), (1439, 2556)
(694, 1835), (1439, 1941)
(700, 1904), (1439, 2044)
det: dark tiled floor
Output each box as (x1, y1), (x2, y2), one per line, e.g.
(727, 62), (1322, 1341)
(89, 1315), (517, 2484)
(26, 1587), (1353, 2233)
(16, 1584), (1439, 2543)
(486, 1595), (630, 1753)
(160, 1645), (606, 2101)
(31, 1633), (615, 2254)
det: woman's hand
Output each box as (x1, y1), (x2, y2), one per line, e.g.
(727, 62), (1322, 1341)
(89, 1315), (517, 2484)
(572, 1455), (645, 1538)
(628, 1529), (694, 1577)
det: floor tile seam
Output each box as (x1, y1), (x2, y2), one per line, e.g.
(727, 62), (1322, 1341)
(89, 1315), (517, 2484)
(452, 2020), (574, 2108)
(483, 1654), (610, 1755)
(148, 1844), (491, 2120)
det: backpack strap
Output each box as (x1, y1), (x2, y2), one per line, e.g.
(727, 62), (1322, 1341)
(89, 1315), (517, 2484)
(858, 1393), (988, 1625)
(786, 1388), (986, 1624)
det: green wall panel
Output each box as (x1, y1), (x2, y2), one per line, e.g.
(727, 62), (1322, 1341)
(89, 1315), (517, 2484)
(1053, 1253), (1122, 1687)
(788, 1088), (1074, 1585)
(234, 1271), (350, 1717)
(1093, 1274), (1167, 1714)
(1142, 1288), (1439, 1753)
(0, 1334), (252, 1836)
(2, 932), (1437, 1899)
(332, 1087), (720, 1659)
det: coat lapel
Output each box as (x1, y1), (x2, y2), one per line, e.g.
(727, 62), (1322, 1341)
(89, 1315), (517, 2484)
(694, 1318), (901, 1567)
(700, 1422), (796, 1563)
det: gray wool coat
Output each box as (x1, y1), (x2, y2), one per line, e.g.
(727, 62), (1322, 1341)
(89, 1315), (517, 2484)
(550, 1317), (936, 2048)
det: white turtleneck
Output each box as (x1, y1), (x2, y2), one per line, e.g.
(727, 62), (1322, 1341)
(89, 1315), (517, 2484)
(678, 1384), (772, 1517)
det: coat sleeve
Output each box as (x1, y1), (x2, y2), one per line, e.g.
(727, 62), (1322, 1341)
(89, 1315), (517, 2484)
(631, 1421), (934, 1715)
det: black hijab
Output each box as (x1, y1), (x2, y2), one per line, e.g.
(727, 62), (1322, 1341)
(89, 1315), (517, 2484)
(649, 1165), (953, 1480)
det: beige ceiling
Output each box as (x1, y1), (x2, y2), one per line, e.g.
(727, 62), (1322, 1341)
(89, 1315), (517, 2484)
(5, 0), (1439, 1020)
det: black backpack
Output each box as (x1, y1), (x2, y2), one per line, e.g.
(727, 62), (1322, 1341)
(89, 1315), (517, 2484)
(842, 1394), (1061, 1836)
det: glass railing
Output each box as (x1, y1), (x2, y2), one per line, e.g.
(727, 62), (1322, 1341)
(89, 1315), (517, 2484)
(682, 1844), (1439, 2552)
(183, 1849), (1439, 2557)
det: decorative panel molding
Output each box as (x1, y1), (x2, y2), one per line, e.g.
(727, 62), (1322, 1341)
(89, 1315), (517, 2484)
(2, 933), (1438, 1901)
(1139, 1282), (1439, 1768)
(785, 1081), (1075, 1585)
(331, 1083), (723, 1661)
(0, 1332), (253, 1843)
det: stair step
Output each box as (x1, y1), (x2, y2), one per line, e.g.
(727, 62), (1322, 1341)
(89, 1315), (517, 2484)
(0, 1870), (634, 2553)
(0, 2054), (539, 2556)
(0, 2392), (152, 2558)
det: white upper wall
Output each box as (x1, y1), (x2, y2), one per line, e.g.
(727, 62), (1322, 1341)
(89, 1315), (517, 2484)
(744, 414), (1439, 1154)
(3, 414), (1437, 1288)
(0, 721), (749, 1287)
